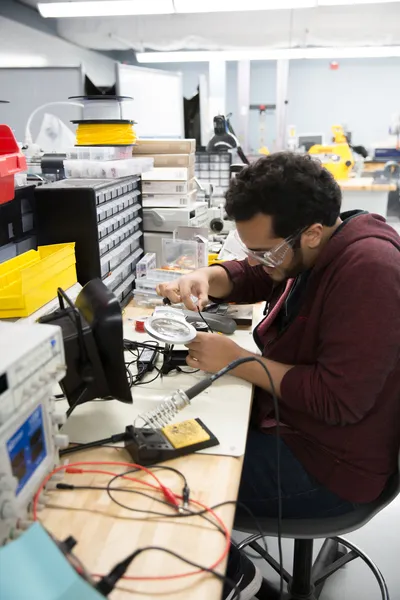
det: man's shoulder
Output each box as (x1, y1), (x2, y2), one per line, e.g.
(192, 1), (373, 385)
(341, 236), (400, 266)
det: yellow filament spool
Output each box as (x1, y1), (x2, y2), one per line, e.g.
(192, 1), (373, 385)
(75, 122), (137, 146)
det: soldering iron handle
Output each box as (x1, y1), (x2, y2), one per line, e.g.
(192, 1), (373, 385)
(184, 378), (213, 400)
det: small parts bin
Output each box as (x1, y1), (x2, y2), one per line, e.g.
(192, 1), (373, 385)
(0, 243), (77, 318)
(0, 125), (27, 205)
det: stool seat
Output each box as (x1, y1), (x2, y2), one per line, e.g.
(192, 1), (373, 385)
(235, 471), (399, 539)
(234, 472), (399, 600)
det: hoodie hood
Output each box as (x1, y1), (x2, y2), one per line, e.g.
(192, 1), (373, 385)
(314, 211), (400, 273)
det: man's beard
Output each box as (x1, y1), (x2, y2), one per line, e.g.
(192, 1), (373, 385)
(264, 249), (306, 281)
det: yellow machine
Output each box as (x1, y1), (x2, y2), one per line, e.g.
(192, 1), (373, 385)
(308, 125), (354, 180)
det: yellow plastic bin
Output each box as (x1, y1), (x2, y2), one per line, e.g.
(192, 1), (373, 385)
(208, 253), (226, 265)
(0, 243), (77, 318)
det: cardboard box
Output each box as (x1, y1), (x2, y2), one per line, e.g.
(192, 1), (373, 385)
(133, 139), (196, 155)
(141, 178), (196, 195)
(142, 189), (197, 208)
(142, 166), (195, 181)
(139, 153), (195, 168)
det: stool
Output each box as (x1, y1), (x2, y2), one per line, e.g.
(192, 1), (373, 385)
(235, 467), (399, 600)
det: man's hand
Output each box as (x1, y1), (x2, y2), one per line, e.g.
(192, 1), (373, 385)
(186, 333), (294, 397)
(185, 333), (246, 372)
(156, 272), (210, 311)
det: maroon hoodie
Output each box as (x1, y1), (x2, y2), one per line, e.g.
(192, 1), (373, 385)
(218, 213), (400, 503)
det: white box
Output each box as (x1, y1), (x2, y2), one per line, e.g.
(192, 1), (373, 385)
(143, 202), (208, 232)
(142, 189), (197, 208)
(139, 154), (195, 168)
(133, 139), (196, 154)
(142, 166), (195, 181)
(141, 178), (196, 195)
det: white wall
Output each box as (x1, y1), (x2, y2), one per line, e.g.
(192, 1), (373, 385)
(148, 62), (207, 100)
(0, 16), (115, 87)
(154, 57), (399, 152)
(287, 58), (400, 148)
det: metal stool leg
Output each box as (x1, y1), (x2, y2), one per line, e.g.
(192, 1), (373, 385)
(288, 539), (315, 599)
(313, 537), (390, 600)
(311, 539), (340, 598)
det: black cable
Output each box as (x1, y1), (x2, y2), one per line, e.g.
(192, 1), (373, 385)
(123, 339), (169, 355)
(66, 386), (90, 419)
(176, 366), (200, 374)
(95, 546), (241, 599)
(183, 355), (283, 597)
(57, 483), (182, 518)
(59, 354), (283, 594)
(59, 433), (127, 457)
(55, 480), (268, 555)
(196, 307), (214, 333)
(131, 365), (163, 387)
(125, 365), (134, 388)
(124, 339), (165, 388)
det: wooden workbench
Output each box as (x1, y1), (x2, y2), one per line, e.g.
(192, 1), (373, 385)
(337, 177), (396, 217)
(40, 304), (257, 600)
(338, 177), (396, 192)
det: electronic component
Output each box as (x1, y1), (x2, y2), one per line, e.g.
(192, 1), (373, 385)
(125, 355), (262, 465)
(125, 377), (218, 464)
(135, 345), (159, 382)
(0, 321), (68, 544)
(39, 280), (132, 415)
(161, 348), (190, 375)
(204, 302), (229, 316)
(183, 309), (236, 334)
(125, 418), (218, 465)
(204, 303), (254, 327)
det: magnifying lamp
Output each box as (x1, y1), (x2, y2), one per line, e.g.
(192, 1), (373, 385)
(144, 307), (197, 345)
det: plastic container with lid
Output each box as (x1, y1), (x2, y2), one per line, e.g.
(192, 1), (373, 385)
(162, 238), (199, 270)
(66, 146), (133, 161)
(134, 268), (183, 295)
(63, 157), (153, 179)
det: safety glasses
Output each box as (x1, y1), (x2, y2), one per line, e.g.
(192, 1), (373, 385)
(234, 228), (305, 268)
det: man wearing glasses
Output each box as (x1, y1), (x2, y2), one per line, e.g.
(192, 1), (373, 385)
(157, 153), (400, 598)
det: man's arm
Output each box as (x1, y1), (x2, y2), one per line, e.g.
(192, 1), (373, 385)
(231, 352), (293, 397)
(280, 241), (400, 425)
(186, 240), (400, 427)
(199, 265), (234, 299)
(209, 259), (274, 304)
(185, 334), (293, 397)
(158, 259), (274, 310)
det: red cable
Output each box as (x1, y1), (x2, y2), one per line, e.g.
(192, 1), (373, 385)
(33, 461), (174, 520)
(33, 461), (231, 581)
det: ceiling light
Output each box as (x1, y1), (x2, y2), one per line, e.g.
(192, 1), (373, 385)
(37, 0), (400, 18)
(38, 0), (174, 18)
(320, 0), (398, 4)
(0, 54), (48, 67)
(173, 0), (315, 11)
(136, 46), (400, 63)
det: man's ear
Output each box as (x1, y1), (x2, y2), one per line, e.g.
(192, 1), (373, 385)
(303, 224), (324, 249)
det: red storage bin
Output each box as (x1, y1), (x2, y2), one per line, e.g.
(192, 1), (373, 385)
(0, 125), (27, 205)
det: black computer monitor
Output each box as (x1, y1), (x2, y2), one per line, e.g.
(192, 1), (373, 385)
(39, 279), (131, 416)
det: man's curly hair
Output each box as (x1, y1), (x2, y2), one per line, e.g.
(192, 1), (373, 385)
(225, 152), (342, 238)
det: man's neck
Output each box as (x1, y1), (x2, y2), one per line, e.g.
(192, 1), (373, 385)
(303, 218), (343, 270)
(322, 217), (343, 245)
